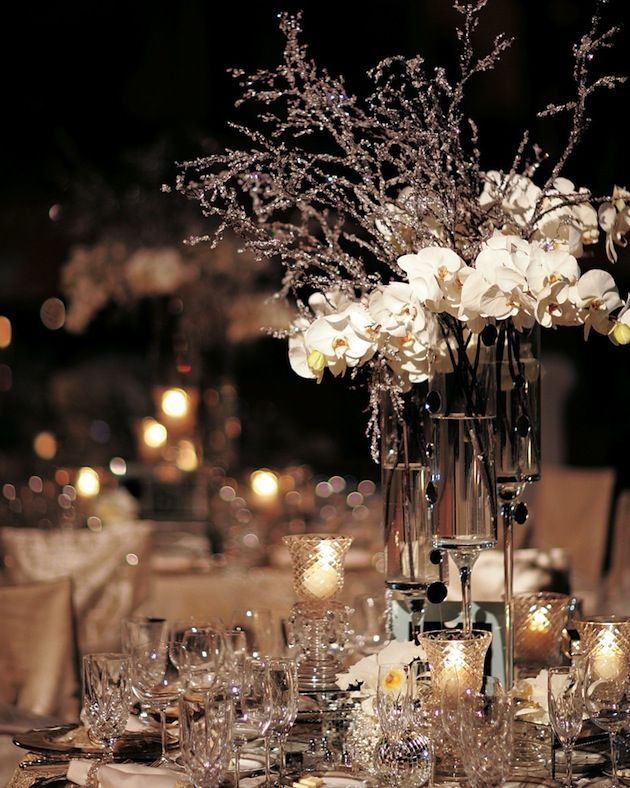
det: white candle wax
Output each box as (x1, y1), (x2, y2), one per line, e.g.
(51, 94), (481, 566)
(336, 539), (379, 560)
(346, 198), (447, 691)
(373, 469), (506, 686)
(302, 561), (338, 600)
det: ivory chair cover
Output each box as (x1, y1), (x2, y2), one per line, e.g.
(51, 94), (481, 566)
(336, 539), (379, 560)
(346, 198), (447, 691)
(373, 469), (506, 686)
(517, 464), (616, 613)
(604, 488), (630, 614)
(0, 522), (154, 654)
(0, 577), (79, 720)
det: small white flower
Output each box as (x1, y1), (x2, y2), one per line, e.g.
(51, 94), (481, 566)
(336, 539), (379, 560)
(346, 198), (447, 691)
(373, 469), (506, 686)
(526, 244), (580, 302)
(398, 247), (467, 315)
(598, 186), (630, 262)
(573, 269), (623, 338)
(304, 302), (379, 375)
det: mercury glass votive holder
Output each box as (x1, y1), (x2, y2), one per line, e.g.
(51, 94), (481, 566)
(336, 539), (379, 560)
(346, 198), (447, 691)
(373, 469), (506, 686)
(576, 615), (630, 680)
(514, 592), (572, 676)
(282, 534), (353, 603)
(420, 629), (492, 697)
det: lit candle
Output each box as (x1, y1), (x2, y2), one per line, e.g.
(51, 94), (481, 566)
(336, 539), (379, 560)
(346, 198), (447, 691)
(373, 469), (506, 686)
(301, 542), (340, 600)
(592, 629), (625, 680)
(439, 644), (467, 699)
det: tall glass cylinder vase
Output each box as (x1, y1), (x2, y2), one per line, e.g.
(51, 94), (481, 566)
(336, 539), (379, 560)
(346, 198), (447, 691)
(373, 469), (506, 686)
(382, 386), (448, 641)
(428, 321), (498, 636)
(495, 324), (541, 687)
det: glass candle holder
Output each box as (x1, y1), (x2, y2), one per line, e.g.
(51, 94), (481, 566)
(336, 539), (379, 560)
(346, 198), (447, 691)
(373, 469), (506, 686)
(514, 592), (572, 677)
(576, 616), (630, 680)
(282, 534), (352, 603)
(420, 629), (492, 698)
(282, 534), (353, 691)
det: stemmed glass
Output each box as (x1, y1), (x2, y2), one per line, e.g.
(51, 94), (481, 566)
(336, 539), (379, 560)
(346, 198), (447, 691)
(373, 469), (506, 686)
(179, 689), (233, 788)
(459, 676), (513, 787)
(583, 656), (630, 787)
(169, 617), (224, 677)
(82, 652), (132, 759)
(179, 626), (226, 690)
(266, 657), (299, 786)
(495, 324), (541, 687)
(547, 665), (584, 787)
(125, 618), (181, 766)
(241, 657), (274, 786)
(231, 608), (275, 658)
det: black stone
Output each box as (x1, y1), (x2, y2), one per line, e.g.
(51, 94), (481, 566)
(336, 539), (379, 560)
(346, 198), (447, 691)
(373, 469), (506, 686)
(516, 415), (531, 437)
(425, 481), (437, 504)
(429, 549), (443, 565)
(514, 502), (529, 524)
(427, 581), (448, 604)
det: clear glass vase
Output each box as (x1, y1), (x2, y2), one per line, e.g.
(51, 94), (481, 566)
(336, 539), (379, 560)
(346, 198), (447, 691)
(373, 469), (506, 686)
(381, 385), (448, 639)
(495, 324), (541, 687)
(428, 323), (498, 635)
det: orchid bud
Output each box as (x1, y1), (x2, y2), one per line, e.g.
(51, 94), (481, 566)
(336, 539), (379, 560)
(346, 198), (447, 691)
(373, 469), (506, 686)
(610, 321), (630, 345)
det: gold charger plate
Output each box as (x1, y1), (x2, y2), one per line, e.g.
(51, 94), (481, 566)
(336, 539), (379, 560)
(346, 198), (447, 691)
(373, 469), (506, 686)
(13, 724), (166, 760)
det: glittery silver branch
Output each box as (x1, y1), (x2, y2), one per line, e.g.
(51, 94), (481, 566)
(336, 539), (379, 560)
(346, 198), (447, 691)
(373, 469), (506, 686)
(175, 1), (624, 457)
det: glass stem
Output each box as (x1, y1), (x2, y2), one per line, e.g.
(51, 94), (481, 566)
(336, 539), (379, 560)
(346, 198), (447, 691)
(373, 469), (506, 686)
(159, 709), (168, 763)
(234, 744), (241, 786)
(502, 501), (514, 689)
(564, 744), (573, 787)
(460, 563), (473, 637)
(278, 738), (286, 783)
(610, 732), (619, 786)
(264, 734), (272, 783)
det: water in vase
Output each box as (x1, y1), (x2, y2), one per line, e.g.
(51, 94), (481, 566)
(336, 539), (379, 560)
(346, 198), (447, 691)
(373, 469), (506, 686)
(431, 414), (497, 551)
(383, 462), (445, 593)
(496, 357), (541, 491)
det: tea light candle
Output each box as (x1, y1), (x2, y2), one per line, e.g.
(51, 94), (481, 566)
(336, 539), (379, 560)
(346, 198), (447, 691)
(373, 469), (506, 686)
(518, 605), (556, 662)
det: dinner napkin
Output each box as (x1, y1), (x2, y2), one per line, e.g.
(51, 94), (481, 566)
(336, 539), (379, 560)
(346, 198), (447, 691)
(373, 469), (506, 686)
(67, 759), (182, 788)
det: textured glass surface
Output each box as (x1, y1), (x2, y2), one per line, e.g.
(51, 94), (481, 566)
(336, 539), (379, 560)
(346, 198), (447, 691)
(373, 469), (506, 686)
(576, 616), (630, 680)
(420, 629), (492, 695)
(282, 534), (352, 602)
(514, 592), (571, 671)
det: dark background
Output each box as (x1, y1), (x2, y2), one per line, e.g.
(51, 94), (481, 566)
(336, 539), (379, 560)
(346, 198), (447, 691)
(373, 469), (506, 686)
(1, 0), (629, 485)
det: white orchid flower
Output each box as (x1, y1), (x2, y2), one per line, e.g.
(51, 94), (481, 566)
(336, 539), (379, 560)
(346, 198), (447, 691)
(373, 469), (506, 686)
(573, 269), (623, 338)
(598, 186), (630, 262)
(398, 247), (467, 315)
(288, 317), (323, 381)
(304, 302), (379, 376)
(533, 180), (598, 257)
(535, 281), (581, 329)
(459, 243), (536, 330)
(308, 288), (352, 316)
(526, 245), (580, 302)
(367, 282), (425, 338)
(480, 171), (541, 228)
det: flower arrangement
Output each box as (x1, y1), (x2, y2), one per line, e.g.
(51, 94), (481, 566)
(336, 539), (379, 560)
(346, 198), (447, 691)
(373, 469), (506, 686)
(175, 1), (629, 457)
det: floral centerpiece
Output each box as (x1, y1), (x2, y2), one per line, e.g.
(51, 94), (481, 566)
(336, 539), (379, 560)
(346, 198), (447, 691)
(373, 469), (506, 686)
(174, 1), (629, 650)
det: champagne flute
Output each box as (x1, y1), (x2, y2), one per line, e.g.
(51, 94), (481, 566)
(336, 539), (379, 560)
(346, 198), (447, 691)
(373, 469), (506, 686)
(266, 657), (299, 786)
(82, 653), (132, 759)
(547, 666), (584, 787)
(583, 656), (630, 787)
(241, 657), (274, 786)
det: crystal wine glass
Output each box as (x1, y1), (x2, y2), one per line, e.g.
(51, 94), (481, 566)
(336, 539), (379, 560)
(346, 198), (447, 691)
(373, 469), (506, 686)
(583, 656), (630, 787)
(179, 626), (226, 691)
(125, 618), (181, 766)
(169, 617), (224, 675)
(459, 676), (513, 787)
(82, 652), (132, 758)
(547, 665), (584, 787)
(179, 688), (233, 788)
